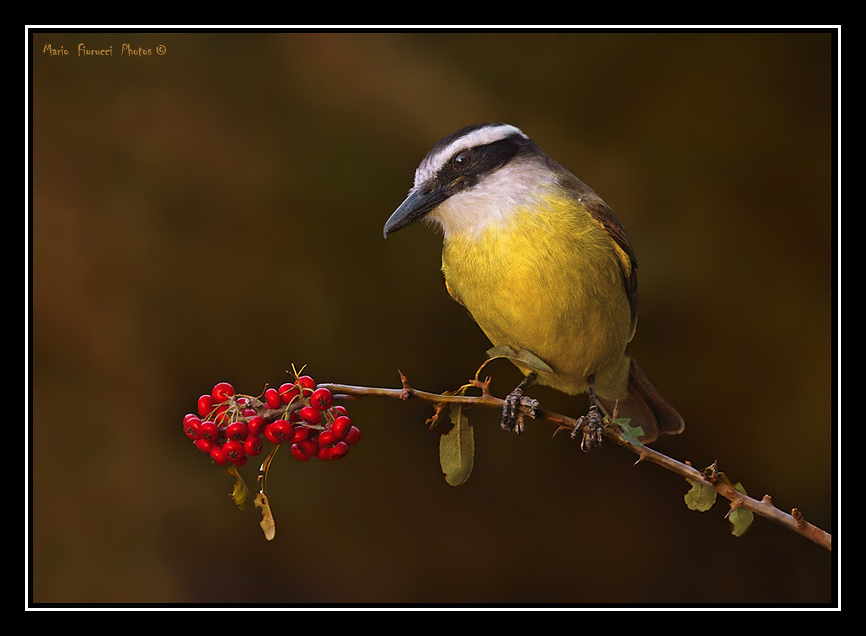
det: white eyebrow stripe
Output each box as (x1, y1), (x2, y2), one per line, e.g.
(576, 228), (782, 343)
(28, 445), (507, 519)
(413, 124), (526, 188)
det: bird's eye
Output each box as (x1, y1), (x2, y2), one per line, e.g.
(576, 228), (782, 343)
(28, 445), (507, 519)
(453, 151), (471, 167)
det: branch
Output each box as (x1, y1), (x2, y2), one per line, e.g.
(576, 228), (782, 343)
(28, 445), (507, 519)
(319, 374), (832, 552)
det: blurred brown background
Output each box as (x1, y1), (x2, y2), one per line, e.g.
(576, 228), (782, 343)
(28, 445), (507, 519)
(29, 31), (836, 606)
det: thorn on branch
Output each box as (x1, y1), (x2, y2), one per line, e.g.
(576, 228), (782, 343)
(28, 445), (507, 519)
(792, 507), (806, 529)
(725, 496), (745, 519)
(469, 376), (492, 397)
(397, 370), (411, 400)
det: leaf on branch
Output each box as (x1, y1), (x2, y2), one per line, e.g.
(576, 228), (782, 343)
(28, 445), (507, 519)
(684, 478), (717, 512)
(251, 444), (281, 540)
(225, 464), (250, 511)
(439, 404), (475, 486)
(611, 417), (644, 447)
(727, 482), (755, 537)
(254, 492), (276, 541)
(485, 345), (554, 374)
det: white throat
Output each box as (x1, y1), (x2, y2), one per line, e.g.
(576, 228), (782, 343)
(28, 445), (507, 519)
(428, 158), (552, 240)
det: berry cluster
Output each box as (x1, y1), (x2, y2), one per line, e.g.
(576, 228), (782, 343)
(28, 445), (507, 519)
(183, 376), (361, 466)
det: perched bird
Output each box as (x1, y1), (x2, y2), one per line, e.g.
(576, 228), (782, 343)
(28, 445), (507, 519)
(383, 123), (684, 445)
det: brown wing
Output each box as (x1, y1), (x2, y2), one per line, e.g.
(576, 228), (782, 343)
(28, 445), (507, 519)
(581, 193), (640, 341)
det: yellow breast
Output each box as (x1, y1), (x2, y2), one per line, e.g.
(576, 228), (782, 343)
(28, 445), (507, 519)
(441, 194), (633, 398)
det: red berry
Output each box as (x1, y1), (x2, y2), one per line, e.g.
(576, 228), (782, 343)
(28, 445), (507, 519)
(297, 375), (316, 396)
(198, 420), (219, 442)
(316, 445), (331, 460)
(213, 403), (231, 424)
(330, 415), (352, 440)
(317, 429), (338, 447)
(209, 446), (228, 465)
(290, 426), (310, 443)
(265, 419), (293, 444)
(263, 423), (279, 444)
(197, 394), (215, 417)
(194, 437), (214, 453)
(244, 435), (263, 457)
(222, 440), (245, 464)
(264, 387), (282, 409)
(332, 405), (349, 416)
(290, 443), (309, 461)
(183, 414), (202, 440)
(226, 421), (249, 442)
(279, 382), (299, 404)
(247, 415), (264, 436)
(344, 426), (361, 446)
(211, 382), (235, 403)
(309, 387), (333, 411)
(298, 406), (321, 425)
(328, 441), (349, 460)
(276, 419), (295, 440)
(298, 438), (318, 457)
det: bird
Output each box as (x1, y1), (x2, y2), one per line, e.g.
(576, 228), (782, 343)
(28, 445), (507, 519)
(383, 123), (684, 447)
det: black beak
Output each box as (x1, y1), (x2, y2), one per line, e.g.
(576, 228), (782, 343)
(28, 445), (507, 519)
(383, 186), (447, 238)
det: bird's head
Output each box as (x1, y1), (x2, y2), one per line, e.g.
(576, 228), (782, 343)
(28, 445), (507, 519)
(383, 123), (562, 239)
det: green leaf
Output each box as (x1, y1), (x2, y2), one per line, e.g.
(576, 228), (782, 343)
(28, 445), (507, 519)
(613, 417), (644, 446)
(485, 345), (554, 374)
(728, 482), (754, 537)
(439, 404), (475, 486)
(684, 478), (717, 512)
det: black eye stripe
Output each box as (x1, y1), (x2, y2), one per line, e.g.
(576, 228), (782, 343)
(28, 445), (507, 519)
(436, 135), (534, 192)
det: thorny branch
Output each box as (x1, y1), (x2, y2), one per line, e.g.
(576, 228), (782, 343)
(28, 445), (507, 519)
(319, 372), (832, 552)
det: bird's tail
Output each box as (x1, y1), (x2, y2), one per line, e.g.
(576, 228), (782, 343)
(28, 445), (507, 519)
(597, 355), (684, 444)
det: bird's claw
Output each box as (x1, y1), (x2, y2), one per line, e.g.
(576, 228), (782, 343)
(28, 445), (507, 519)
(502, 392), (539, 435)
(571, 405), (605, 452)
(501, 372), (538, 434)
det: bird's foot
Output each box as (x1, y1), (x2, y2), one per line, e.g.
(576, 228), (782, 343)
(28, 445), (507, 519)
(570, 379), (606, 451)
(571, 405), (605, 452)
(501, 372), (538, 435)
